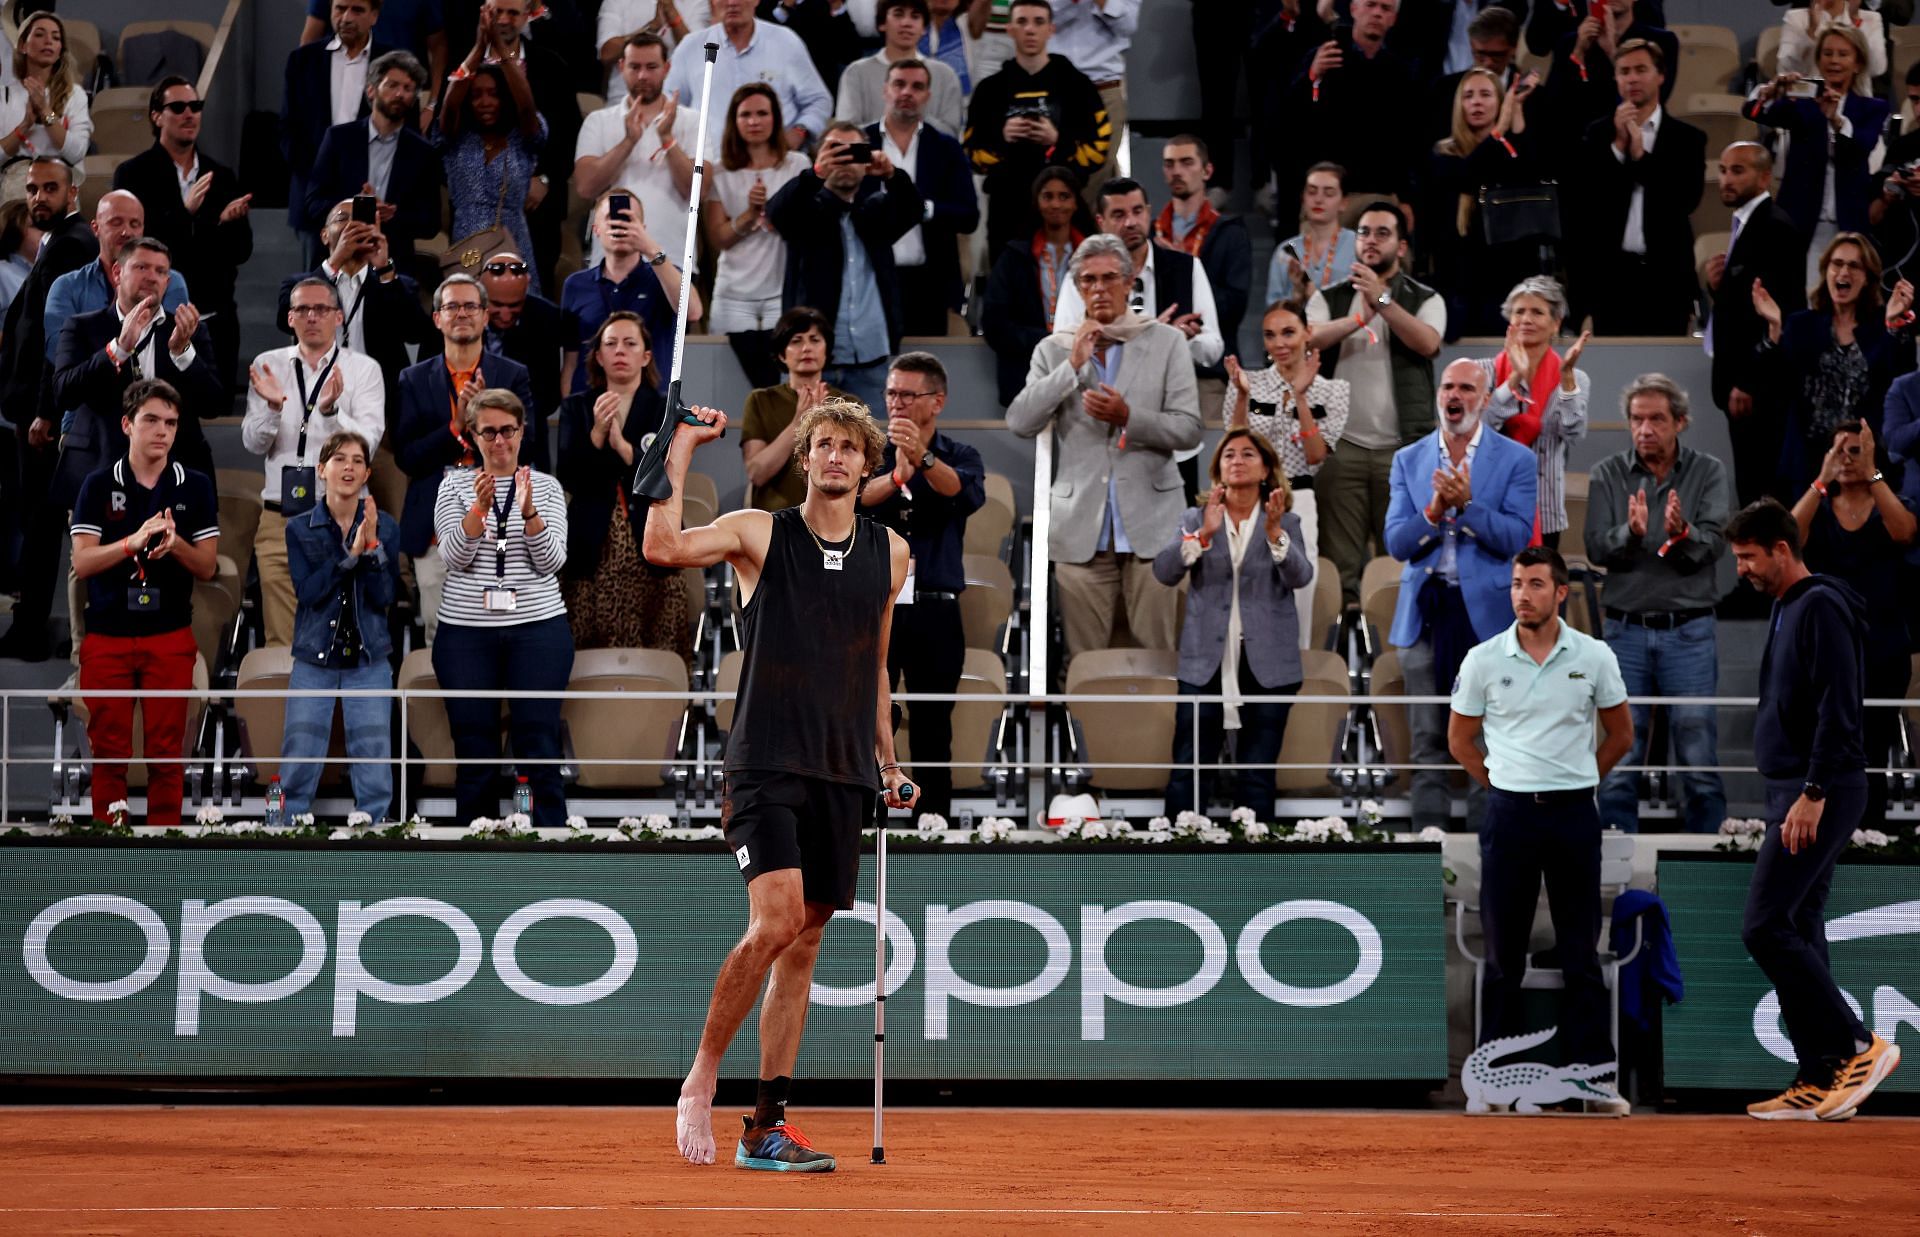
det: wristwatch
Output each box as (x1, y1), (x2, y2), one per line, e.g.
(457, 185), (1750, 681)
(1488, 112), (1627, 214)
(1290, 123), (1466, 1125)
(1802, 781), (1826, 803)
(1375, 289), (1393, 308)
(644, 250), (670, 266)
(1870, 470), (1887, 486)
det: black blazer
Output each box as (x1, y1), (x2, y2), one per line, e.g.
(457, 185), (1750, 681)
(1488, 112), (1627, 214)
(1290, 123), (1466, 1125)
(276, 265), (434, 413)
(554, 385), (670, 580)
(50, 307), (219, 503)
(1708, 196), (1806, 409)
(1196, 214), (1252, 366)
(1577, 111), (1706, 299)
(0, 211), (97, 420)
(393, 352), (538, 555)
(279, 38), (388, 187)
(1539, 22), (1681, 151)
(864, 121), (980, 312)
(112, 144), (253, 311)
(981, 240), (1053, 407)
(304, 120), (445, 255)
(420, 293), (579, 446)
(1749, 93), (1892, 238)
(767, 168), (924, 356)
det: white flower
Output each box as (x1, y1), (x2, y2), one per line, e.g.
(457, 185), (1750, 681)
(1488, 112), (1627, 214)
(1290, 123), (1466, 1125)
(468, 817), (497, 833)
(1242, 820), (1271, 842)
(1081, 817), (1110, 840)
(1852, 829), (1892, 848)
(1172, 811), (1209, 838)
(690, 825), (724, 841)
(616, 816), (643, 831)
(916, 812), (949, 835)
(1199, 825), (1232, 844)
(505, 812), (532, 831)
(1229, 806), (1256, 825)
(1147, 816), (1172, 833)
(1056, 820), (1080, 839)
(346, 811), (373, 829)
(1416, 826), (1449, 844)
(1291, 816), (1354, 844)
(976, 817), (1017, 843)
(195, 805), (225, 826)
(292, 812), (315, 829)
(1111, 820), (1134, 837)
(408, 812), (429, 825)
(1359, 799), (1384, 825)
(108, 800), (130, 820)
(566, 815), (589, 831)
(1141, 829), (1171, 844)
(644, 814), (674, 831)
(1718, 818), (1767, 837)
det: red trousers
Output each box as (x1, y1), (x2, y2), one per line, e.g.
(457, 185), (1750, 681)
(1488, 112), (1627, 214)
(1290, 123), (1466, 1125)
(78, 626), (197, 826)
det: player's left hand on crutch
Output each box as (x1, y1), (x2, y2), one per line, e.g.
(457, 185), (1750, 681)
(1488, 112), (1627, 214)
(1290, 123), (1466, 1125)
(882, 765), (916, 810)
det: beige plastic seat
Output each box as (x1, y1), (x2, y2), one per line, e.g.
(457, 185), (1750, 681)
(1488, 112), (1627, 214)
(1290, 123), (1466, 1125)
(1561, 471), (1590, 567)
(216, 468), (264, 589)
(398, 648), (455, 787)
(369, 445), (409, 523)
(1310, 555), (1341, 649)
(562, 648), (689, 789)
(682, 470), (719, 530)
(1668, 29), (1740, 99)
(79, 153), (126, 218)
(1692, 163), (1733, 236)
(1893, 25), (1920, 82)
(958, 553), (1014, 649)
(894, 647), (1006, 790)
(1675, 93), (1756, 158)
(576, 91), (606, 118)
(714, 648), (743, 733)
(63, 18), (103, 75)
(964, 472), (1016, 556)
(1064, 647), (1178, 792)
(1276, 648), (1351, 793)
(1359, 555), (1399, 608)
(65, 654), (210, 791)
(1366, 647), (1409, 794)
(191, 557), (240, 672)
(116, 19), (215, 70)
(1757, 25), (1782, 80)
(89, 86), (155, 156)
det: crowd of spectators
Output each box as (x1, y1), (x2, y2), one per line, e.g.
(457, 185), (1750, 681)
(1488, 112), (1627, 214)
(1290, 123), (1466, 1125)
(4, 1), (1920, 831)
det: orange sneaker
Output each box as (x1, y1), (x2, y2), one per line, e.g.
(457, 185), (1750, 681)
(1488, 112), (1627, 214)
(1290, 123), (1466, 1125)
(1747, 1079), (1831, 1121)
(1816, 1035), (1902, 1121)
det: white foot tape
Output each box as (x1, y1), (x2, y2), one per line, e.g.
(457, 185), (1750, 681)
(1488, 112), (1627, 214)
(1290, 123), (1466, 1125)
(676, 1095), (715, 1165)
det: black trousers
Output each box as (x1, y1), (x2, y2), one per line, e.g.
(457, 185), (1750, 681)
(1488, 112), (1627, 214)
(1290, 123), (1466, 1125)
(1743, 775), (1871, 1078)
(7, 424), (61, 635)
(896, 263), (955, 337)
(888, 595), (965, 820)
(1724, 404), (1788, 509)
(1479, 786), (1614, 1065)
(1190, 0), (1257, 189)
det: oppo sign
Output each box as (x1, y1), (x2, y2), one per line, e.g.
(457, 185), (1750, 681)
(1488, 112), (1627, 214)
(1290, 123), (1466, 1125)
(21, 894), (1384, 1041)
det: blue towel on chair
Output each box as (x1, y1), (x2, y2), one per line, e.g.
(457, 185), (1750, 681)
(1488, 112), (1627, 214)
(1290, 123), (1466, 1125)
(1611, 889), (1683, 1033)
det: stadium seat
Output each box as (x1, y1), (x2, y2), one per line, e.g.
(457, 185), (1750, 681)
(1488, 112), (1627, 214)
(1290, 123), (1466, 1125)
(965, 471), (1016, 557)
(1561, 471), (1590, 565)
(1359, 554), (1399, 609)
(89, 86), (156, 156)
(1894, 25), (1920, 82)
(959, 553), (1014, 649)
(894, 647), (1007, 791)
(1675, 93), (1756, 156)
(714, 648), (743, 734)
(1756, 25), (1782, 80)
(1667, 27), (1740, 99)
(116, 20), (215, 80)
(397, 648), (455, 787)
(681, 470), (718, 530)
(1691, 162), (1733, 236)
(1362, 581), (1399, 654)
(369, 445), (409, 522)
(1276, 648), (1350, 793)
(1064, 647), (1177, 792)
(1366, 646), (1409, 794)
(1310, 555), (1340, 649)
(191, 558), (240, 673)
(63, 18), (103, 82)
(561, 648), (689, 790)
(79, 153), (126, 218)
(576, 91), (606, 118)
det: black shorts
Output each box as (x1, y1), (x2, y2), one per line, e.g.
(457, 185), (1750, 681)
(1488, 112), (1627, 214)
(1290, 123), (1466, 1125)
(721, 769), (874, 909)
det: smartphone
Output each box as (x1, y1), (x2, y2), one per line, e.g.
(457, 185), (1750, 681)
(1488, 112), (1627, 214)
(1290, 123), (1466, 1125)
(609, 192), (633, 221)
(1331, 19), (1354, 51)
(351, 194), (377, 225)
(840, 141), (873, 164)
(1786, 78), (1821, 99)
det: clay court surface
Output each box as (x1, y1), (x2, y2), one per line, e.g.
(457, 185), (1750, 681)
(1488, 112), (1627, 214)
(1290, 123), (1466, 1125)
(1, 1106), (1916, 1234)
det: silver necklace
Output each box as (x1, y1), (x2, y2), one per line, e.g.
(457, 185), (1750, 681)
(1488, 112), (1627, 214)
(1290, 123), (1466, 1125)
(798, 511), (856, 571)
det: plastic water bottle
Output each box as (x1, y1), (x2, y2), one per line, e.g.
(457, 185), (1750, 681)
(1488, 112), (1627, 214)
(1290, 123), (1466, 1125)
(264, 777), (285, 830)
(514, 776), (532, 817)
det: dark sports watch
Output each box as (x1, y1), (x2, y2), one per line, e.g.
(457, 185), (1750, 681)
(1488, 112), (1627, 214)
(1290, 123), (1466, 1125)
(1802, 781), (1826, 803)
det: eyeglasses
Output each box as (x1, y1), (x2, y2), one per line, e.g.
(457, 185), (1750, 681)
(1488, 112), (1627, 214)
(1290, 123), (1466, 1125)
(438, 302), (485, 315)
(1074, 271), (1128, 288)
(160, 100), (205, 115)
(482, 261), (530, 275)
(289, 304), (340, 318)
(883, 388), (936, 404)
(474, 425), (523, 441)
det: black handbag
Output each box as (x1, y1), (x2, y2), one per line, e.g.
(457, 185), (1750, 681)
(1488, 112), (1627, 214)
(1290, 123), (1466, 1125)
(1479, 182), (1562, 246)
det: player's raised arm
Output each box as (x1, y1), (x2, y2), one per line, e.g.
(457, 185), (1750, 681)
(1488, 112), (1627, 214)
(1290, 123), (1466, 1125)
(642, 406), (770, 572)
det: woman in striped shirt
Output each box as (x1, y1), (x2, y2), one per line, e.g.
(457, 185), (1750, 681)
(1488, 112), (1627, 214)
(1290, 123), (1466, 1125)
(430, 388), (574, 827)
(1476, 276), (1590, 550)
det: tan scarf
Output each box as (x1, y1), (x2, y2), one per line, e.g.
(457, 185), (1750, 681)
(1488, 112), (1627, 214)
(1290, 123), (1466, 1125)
(1046, 308), (1155, 354)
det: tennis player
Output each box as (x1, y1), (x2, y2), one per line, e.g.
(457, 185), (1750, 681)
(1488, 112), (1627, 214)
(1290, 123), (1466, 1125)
(644, 397), (912, 1172)
(1727, 499), (1901, 1120)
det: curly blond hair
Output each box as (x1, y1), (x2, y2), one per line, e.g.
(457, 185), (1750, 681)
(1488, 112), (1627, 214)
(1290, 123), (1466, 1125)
(792, 397), (887, 479)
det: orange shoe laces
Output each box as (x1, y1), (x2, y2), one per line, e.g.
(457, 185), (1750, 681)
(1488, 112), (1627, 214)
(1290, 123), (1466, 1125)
(776, 1122), (817, 1149)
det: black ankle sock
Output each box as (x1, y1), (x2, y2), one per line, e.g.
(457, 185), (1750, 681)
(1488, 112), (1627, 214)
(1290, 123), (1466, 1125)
(754, 1076), (791, 1128)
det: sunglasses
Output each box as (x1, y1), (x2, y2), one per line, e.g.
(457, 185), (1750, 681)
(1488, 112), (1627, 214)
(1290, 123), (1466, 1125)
(474, 425), (523, 442)
(159, 99), (205, 115)
(482, 261), (530, 275)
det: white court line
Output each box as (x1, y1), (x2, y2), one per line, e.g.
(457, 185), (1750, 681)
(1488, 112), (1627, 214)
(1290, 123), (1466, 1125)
(0, 1205), (1562, 1219)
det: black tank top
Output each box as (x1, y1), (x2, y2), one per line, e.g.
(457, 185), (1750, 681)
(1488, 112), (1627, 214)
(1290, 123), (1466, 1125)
(726, 506), (893, 787)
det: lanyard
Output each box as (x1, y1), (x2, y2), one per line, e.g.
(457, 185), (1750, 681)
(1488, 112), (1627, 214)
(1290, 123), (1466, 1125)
(289, 347), (341, 459)
(330, 268), (370, 339)
(491, 472), (516, 581)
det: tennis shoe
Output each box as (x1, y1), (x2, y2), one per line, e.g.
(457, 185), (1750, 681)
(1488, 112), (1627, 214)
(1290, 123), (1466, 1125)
(1816, 1035), (1902, 1121)
(736, 1115), (837, 1172)
(1747, 1078), (1831, 1121)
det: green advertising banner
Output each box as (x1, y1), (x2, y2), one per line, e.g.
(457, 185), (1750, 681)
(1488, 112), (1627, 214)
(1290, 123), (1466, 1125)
(0, 842), (1445, 1082)
(1663, 854), (1920, 1093)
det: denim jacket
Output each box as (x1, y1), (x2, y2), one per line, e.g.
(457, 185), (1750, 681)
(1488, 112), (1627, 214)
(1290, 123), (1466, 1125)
(286, 502), (402, 667)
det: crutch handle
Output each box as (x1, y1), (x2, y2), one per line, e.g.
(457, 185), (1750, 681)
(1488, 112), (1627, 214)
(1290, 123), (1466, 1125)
(896, 780), (916, 805)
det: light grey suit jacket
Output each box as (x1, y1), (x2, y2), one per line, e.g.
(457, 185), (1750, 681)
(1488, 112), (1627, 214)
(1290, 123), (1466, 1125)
(1153, 508), (1313, 689)
(1004, 322), (1202, 564)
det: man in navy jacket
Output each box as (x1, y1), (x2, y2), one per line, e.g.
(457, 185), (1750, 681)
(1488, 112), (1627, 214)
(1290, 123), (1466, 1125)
(304, 50), (442, 268)
(864, 58), (978, 336)
(282, 0), (389, 268)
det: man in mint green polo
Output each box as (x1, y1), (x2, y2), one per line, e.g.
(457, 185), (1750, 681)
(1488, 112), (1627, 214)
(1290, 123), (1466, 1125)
(1449, 545), (1634, 1109)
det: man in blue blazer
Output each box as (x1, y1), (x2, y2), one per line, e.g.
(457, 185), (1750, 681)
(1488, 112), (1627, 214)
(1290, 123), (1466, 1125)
(305, 51), (442, 267)
(281, 0), (390, 268)
(1384, 358), (1538, 829)
(394, 274), (537, 638)
(863, 58), (979, 336)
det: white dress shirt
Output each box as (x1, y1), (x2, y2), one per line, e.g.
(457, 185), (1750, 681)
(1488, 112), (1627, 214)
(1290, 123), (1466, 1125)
(241, 345), (387, 502)
(329, 36), (373, 126)
(574, 96), (703, 267)
(323, 260), (372, 356)
(883, 122), (927, 268)
(172, 150), (201, 204)
(1050, 244), (1224, 366)
(1612, 105), (1662, 255)
(107, 300), (194, 377)
(1047, 0), (1139, 85)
